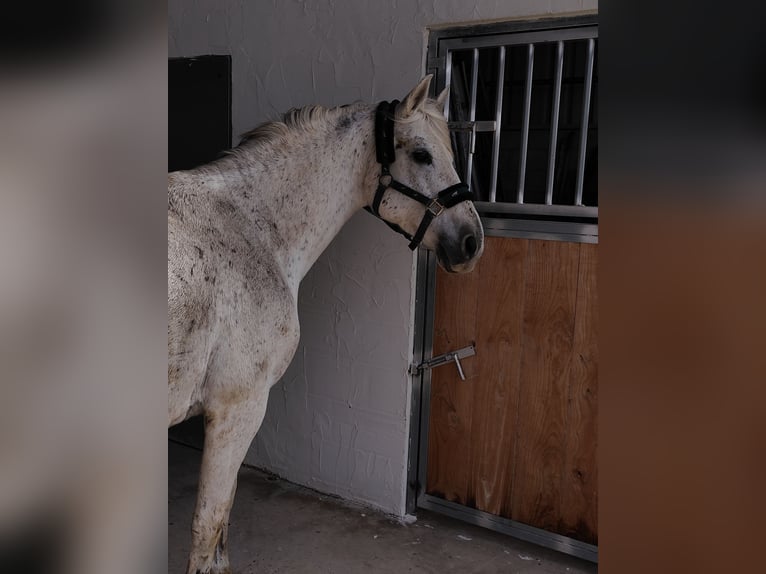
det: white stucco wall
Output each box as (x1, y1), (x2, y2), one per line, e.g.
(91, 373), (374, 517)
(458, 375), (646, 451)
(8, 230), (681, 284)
(168, 0), (597, 516)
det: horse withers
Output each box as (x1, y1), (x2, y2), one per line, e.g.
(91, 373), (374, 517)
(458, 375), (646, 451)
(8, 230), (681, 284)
(168, 75), (484, 574)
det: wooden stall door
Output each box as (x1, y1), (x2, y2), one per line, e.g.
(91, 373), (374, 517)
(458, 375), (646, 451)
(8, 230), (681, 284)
(425, 236), (598, 544)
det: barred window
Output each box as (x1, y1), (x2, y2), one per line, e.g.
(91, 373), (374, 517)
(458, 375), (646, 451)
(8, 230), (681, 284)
(428, 16), (598, 237)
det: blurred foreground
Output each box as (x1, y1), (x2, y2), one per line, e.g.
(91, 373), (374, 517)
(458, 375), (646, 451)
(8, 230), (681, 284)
(0, 2), (764, 573)
(0, 3), (166, 574)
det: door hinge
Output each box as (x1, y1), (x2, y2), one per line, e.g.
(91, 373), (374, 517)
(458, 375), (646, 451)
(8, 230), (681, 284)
(410, 345), (475, 381)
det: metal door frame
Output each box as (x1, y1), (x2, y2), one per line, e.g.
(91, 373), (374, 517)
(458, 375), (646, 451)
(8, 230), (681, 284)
(406, 14), (598, 563)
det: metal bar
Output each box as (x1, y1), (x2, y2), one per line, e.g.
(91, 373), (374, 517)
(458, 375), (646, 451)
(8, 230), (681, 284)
(474, 200), (597, 219)
(454, 357), (465, 380)
(545, 41), (564, 205)
(415, 252), (438, 504)
(419, 494), (598, 563)
(448, 120), (496, 132)
(469, 48), (479, 119)
(443, 51), (453, 119)
(575, 38), (595, 206)
(440, 25), (598, 53)
(434, 14), (598, 45)
(489, 46), (506, 203)
(517, 43), (534, 203)
(465, 48), (479, 189)
(480, 228), (599, 244)
(479, 217), (599, 241)
(415, 345), (475, 372)
(405, 247), (433, 514)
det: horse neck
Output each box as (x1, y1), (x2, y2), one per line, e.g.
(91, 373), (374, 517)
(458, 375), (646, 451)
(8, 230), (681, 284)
(226, 105), (378, 290)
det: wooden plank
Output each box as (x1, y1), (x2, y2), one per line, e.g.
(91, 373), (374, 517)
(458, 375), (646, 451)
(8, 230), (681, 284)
(558, 243), (598, 544)
(425, 237), (598, 545)
(465, 237), (527, 515)
(425, 257), (481, 504)
(508, 240), (580, 530)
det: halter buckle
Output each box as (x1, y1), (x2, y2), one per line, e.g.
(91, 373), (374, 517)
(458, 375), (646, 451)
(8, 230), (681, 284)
(427, 199), (445, 217)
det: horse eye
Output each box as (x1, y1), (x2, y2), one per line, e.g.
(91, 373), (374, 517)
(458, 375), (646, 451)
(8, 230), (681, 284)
(411, 149), (433, 165)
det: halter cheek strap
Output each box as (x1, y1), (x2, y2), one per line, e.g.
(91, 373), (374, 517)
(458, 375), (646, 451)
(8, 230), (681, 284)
(364, 100), (474, 250)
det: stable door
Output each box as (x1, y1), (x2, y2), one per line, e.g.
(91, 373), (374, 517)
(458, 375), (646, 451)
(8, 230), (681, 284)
(418, 236), (597, 558)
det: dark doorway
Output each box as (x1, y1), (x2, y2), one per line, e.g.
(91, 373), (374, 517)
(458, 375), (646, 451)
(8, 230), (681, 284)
(168, 55), (232, 172)
(168, 55), (232, 448)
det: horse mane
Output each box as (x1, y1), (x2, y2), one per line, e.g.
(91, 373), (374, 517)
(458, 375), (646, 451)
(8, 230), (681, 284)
(235, 103), (367, 151)
(230, 98), (450, 158)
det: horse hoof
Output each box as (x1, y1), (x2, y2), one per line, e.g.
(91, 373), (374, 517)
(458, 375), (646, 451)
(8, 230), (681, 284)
(187, 558), (231, 574)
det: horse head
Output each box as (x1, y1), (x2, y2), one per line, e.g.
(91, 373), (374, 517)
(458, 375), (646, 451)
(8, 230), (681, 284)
(367, 75), (484, 273)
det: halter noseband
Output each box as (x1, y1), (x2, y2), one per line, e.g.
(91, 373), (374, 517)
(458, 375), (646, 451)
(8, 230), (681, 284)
(364, 100), (474, 250)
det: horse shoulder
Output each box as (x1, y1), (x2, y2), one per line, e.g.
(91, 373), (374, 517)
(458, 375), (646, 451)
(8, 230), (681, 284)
(167, 173), (300, 419)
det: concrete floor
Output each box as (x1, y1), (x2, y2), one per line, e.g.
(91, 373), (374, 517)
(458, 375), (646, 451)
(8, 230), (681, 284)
(169, 441), (597, 574)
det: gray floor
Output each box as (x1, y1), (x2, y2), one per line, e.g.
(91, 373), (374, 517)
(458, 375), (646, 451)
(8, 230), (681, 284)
(169, 441), (597, 574)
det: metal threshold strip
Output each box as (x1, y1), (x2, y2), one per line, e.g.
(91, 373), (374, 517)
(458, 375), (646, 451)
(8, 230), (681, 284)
(418, 494), (598, 563)
(475, 201), (598, 219)
(479, 217), (598, 244)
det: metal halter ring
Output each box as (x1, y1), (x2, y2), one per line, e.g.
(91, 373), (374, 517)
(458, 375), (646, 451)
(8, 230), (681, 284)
(427, 199), (445, 217)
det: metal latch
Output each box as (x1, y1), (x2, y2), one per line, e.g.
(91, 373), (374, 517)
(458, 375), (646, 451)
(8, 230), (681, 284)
(448, 121), (496, 155)
(410, 345), (475, 381)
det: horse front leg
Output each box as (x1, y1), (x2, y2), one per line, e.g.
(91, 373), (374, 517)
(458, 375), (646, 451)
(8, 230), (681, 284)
(186, 390), (269, 574)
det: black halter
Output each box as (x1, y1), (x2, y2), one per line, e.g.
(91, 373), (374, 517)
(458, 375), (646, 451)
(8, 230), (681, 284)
(364, 100), (474, 250)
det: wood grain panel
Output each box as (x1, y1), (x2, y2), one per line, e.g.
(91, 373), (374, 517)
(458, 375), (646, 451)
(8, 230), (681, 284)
(558, 243), (598, 544)
(425, 257), (481, 504)
(466, 237), (527, 515)
(425, 237), (598, 545)
(508, 241), (580, 530)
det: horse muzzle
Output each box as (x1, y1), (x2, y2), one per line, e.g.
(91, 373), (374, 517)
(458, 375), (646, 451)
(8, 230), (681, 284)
(436, 226), (484, 273)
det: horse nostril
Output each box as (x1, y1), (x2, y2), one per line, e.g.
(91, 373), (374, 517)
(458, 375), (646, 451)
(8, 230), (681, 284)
(463, 234), (478, 259)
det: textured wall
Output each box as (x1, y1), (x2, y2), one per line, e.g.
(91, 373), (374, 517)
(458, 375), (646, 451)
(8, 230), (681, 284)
(168, 0), (597, 516)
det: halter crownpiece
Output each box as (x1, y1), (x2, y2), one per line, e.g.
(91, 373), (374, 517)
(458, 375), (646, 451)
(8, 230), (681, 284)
(365, 100), (474, 250)
(374, 99), (399, 165)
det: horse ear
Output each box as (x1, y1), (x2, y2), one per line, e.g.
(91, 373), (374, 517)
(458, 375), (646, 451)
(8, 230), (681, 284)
(435, 86), (450, 115)
(400, 75), (433, 118)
